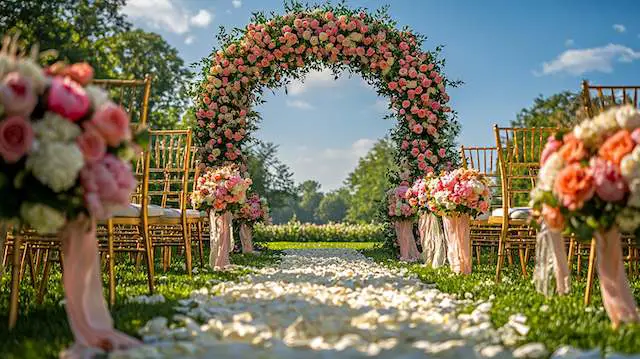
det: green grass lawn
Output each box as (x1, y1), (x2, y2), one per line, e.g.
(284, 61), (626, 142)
(0, 250), (281, 359)
(362, 247), (640, 355)
(262, 241), (379, 250)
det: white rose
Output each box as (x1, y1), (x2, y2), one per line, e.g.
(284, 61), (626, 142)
(538, 153), (564, 191)
(85, 85), (110, 109)
(573, 121), (599, 146)
(27, 142), (84, 192)
(615, 105), (640, 130)
(616, 207), (640, 232)
(620, 149), (640, 180)
(591, 108), (619, 134)
(33, 112), (82, 142)
(17, 59), (46, 94)
(20, 203), (66, 234)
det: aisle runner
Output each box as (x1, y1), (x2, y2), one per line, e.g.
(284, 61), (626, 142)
(114, 250), (539, 358)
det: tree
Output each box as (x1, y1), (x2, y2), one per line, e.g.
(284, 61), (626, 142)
(246, 141), (297, 207)
(296, 180), (324, 223)
(315, 188), (350, 223)
(512, 91), (583, 128)
(344, 138), (396, 223)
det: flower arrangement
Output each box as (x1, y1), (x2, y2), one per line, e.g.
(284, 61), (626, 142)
(426, 168), (491, 217)
(407, 174), (435, 212)
(387, 183), (417, 219)
(194, 3), (459, 182)
(191, 165), (252, 213)
(0, 53), (146, 233)
(237, 193), (271, 224)
(531, 105), (640, 239)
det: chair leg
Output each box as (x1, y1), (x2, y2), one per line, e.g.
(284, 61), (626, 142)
(107, 219), (116, 307)
(576, 245), (583, 280)
(197, 222), (205, 268)
(475, 246), (481, 265)
(567, 238), (575, 270)
(9, 234), (23, 329)
(495, 237), (506, 283)
(27, 247), (38, 288)
(142, 224), (155, 294)
(584, 238), (597, 306)
(183, 223), (193, 277)
(36, 249), (51, 305)
(18, 243), (29, 283)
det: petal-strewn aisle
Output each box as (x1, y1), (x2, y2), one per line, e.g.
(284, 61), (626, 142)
(112, 249), (540, 358)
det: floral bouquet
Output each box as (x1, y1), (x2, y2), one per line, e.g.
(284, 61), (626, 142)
(427, 169), (491, 274)
(387, 183), (420, 262)
(408, 175), (447, 267)
(0, 38), (146, 354)
(531, 105), (640, 326)
(192, 165), (251, 269)
(236, 193), (270, 253)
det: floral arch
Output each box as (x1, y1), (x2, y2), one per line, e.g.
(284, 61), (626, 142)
(193, 2), (459, 184)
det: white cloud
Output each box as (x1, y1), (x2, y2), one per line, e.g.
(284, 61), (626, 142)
(232, 0), (242, 8)
(613, 24), (626, 33)
(290, 139), (376, 190)
(122, 0), (213, 34)
(287, 69), (340, 95)
(185, 35), (195, 45)
(538, 43), (640, 76)
(286, 100), (315, 110)
(373, 98), (389, 112)
(564, 39), (574, 47)
(190, 10), (212, 27)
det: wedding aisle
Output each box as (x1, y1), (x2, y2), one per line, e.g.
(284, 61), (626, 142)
(112, 249), (550, 359)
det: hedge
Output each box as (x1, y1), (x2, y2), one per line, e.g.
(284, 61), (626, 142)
(253, 222), (385, 242)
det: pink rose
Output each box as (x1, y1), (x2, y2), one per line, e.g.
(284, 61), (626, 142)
(84, 192), (108, 220)
(77, 129), (107, 163)
(0, 72), (37, 117)
(80, 155), (136, 218)
(0, 116), (34, 163)
(89, 103), (131, 146)
(591, 158), (628, 202)
(541, 136), (562, 165)
(48, 77), (90, 121)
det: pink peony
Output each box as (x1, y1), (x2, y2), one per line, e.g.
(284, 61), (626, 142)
(76, 128), (107, 163)
(0, 116), (34, 163)
(591, 158), (628, 202)
(48, 76), (90, 121)
(0, 72), (37, 117)
(89, 103), (131, 146)
(81, 154), (136, 219)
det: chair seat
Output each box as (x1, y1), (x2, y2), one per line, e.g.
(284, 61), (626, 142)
(112, 204), (165, 217)
(161, 207), (205, 218)
(491, 207), (532, 219)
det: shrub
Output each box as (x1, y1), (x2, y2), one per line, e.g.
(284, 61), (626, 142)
(253, 221), (385, 242)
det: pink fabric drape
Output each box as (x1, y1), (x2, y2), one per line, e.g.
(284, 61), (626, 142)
(60, 216), (140, 357)
(239, 223), (254, 253)
(534, 222), (570, 296)
(213, 211), (232, 270)
(394, 220), (420, 262)
(419, 213), (447, 268)
(442, 214), (472, 275)
(594, 227), (639, 327)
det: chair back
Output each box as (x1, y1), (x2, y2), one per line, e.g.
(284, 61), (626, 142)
(143, 130), (192, 212)
(460, 146), (502, 211)
(92, 75), (153, 127)
(493, 126), (560, 210)
(581, 80), (640, 118)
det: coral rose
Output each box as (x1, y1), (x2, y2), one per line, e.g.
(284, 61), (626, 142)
(554, 163), (595, 211)
(62, 62), (94, 85)
(598, 130), (635, 165)
(89, 103), (131, 146)
(76, 128), (107, 164)
(557, 136), (587, 163)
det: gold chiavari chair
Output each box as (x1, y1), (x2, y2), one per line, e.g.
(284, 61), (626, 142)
(460, 146), (502, 265)
(494, 125), (560, 282)
(5, 76), (155, 328)
(145, 130), (194, 277)
(186, 146), (207, 268)
(580, 80), (640, 304)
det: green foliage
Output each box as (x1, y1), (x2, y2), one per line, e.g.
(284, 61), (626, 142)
(296, 180), (324, 223)
(264, 241), (378, 250)
(253, 222), (386, 242)
(364, 248), (640, 354)
(512, 91), (583, 128)
(315, 188), (350, 223)
(345, 138), (396, 223)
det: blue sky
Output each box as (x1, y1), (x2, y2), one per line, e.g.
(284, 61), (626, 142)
(123, 0), (640, 191)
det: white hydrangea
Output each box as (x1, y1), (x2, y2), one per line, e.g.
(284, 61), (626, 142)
(620, 147), (640, 181)
(85, 86), (110, 109)
(17, 59), (46, 94)
(615, 105), (640, 130)
(616, 207), (640, 232)
(573, 121), (599, 146)
(26, 142), (84, 192)
(591, 108), (620, 134)
(538, 153), (564, 191)
(33, 112), (82, 142)
(20, 203), (66, 234)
